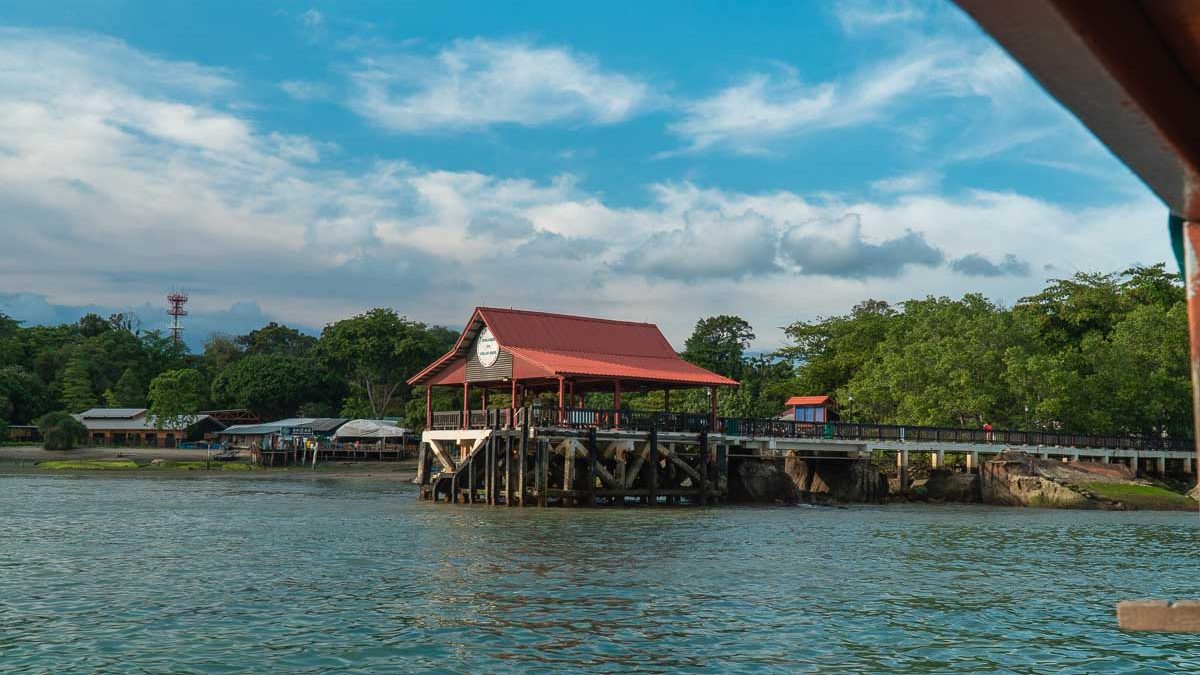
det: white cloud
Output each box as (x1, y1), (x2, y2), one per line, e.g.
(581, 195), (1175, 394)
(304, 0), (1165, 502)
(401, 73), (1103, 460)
(833, 0), (923, 33)
(871, 171), (941, 194)
(0, 28), (1171, 352)
(349, 38), (651, 132)
(279, 79), (332, 102)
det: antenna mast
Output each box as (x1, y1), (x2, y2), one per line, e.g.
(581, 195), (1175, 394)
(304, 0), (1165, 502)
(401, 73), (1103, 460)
(166, 292), (189, 344)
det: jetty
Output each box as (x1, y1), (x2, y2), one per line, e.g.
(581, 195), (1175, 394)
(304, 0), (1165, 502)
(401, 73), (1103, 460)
(411, 308), (1194, 506)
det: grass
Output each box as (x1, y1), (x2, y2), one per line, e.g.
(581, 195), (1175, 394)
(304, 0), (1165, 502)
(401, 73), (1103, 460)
(36, 459), (253, 472)
(37, 459), (140, 470)
(1081, 482), (1197, 511)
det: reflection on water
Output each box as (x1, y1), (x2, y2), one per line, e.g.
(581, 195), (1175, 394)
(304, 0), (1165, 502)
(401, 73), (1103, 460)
(1, 475), (1199, 673)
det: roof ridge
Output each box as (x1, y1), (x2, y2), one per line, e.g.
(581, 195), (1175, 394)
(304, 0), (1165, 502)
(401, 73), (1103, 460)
(509, 346), (681, 358)
(477, 306), (657, 328)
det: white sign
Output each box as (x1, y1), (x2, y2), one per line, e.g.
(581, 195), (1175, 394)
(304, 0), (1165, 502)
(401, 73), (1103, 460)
(476, 327), (500, 368)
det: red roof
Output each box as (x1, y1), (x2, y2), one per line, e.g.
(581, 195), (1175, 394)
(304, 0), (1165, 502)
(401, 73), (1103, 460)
(786, 396), (831, 406)
(409, 307), (738, 388)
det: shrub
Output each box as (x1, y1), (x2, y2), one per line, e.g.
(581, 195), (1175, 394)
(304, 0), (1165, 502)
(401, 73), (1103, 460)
(37, 411), (89, 451)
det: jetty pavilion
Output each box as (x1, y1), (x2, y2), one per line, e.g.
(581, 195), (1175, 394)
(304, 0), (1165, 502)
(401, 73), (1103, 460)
(408, 307), (739, 431)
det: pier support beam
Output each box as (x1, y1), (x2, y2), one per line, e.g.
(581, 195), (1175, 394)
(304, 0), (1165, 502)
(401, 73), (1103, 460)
(649, 429), (659, 506)
(966, 451), (978, 472)
(1157, 456), (1167, 475)
(897, 449), (910, 490)
(934, 449), (945, 469)
(1186, 458), (1194, 474)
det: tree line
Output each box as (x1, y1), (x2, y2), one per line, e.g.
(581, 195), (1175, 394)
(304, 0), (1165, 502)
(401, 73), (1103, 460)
(0, 263), (1190, 440)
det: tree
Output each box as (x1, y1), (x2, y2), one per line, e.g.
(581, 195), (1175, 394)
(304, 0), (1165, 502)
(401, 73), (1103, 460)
(319, 309), (454, 418)
(37, 410), (88, 450)
(681, 315), (755, 380)
(211, 354), (343, 421)
(58, 356), (96, 413)
(779, 300), (895, 397)
(236, 322), (317, 356)
(0, 366), (51, 423)
(105, 368), (145, 408)
(147, 369), (207, 430)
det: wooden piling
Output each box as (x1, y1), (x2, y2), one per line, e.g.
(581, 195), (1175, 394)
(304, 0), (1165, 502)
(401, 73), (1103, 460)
(468, 446), (476, 504)
(587, 428), (598, 507)
(649, 429), (659, 507)
(697, 432), (708, 506)
(538, 438), (549, 507)
(518, 423), (528, 506)
(504, 433), (513, 506)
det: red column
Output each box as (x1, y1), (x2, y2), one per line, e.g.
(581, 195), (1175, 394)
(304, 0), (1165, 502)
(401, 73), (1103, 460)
(614, 379), (622, 429)
(1184, 221), (1200, 481)
(462, 382), (469, 428)
(510, 378), (517, 426)
(557, 377), (566, 425)
(425, 386), (432, 429)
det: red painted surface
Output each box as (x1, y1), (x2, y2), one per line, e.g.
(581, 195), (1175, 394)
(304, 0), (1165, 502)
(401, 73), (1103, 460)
(785, 395), (831, 406)
(410, 307), (738, 388)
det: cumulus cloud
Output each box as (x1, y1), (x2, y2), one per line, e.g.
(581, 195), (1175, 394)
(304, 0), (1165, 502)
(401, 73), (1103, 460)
(0, 27), (1170, 350)
(350, 38), (651, 132)
(950, 253), (1032, 277)
(871, 171), (941, 194)
(614, 210), (781, 281)
(780, 214), (944, 278)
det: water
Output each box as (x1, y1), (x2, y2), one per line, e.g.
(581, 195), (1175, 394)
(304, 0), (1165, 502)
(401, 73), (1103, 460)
(2, 476), (1199, 674)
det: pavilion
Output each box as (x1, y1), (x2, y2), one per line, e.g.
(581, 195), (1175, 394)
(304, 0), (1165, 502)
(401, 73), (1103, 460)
(408, 307), (738, 430)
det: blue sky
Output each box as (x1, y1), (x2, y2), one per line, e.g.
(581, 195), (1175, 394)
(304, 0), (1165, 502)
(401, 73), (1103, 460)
(0, 0), (1171, 350)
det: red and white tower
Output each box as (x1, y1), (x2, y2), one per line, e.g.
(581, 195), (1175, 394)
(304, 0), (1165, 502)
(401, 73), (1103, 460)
(166, 292), (188, 344)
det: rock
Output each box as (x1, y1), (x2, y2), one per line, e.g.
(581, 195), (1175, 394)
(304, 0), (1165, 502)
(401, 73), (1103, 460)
(980, 451), (1102, 508)
(733, 459), (798, 503)
(925, 469), (979, 502)
(150, 458), (164, 466)
(1188, 483), (1200, 502)
(783, 451), (889, 503)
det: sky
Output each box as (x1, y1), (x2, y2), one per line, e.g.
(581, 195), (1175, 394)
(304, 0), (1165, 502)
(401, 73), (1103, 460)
(0, 0), (1173, 351)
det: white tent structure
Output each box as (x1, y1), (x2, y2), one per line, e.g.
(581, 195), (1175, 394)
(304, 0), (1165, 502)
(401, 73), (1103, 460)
(333, 419), (410, 440)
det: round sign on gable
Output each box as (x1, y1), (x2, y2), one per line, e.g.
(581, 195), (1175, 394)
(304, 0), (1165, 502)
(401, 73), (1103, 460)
(476, 327), (500, 368)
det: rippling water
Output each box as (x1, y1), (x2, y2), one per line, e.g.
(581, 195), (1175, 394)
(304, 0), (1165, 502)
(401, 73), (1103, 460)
(2, 475), (1200, 673)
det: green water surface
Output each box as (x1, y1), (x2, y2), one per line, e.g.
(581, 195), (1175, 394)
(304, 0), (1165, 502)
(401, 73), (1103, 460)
(1, 475), (1198, 673)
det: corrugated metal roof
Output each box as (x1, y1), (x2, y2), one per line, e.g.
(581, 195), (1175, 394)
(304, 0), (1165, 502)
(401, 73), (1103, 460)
(75, 412), (216, 431)
(216, 418), (348, 435)
(80, 408), (146, 419)
(410, 307), (737, 387)
(786, 396), (832, 406)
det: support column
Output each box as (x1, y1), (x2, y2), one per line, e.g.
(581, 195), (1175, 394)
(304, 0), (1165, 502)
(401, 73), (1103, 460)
(462, 382), (469, 429)
(1157, 456), (1167, 475)
(425, 386), (432, 429)
(558, 376), (566, 425)
(934, 449), (945, 469)
(966, 451), (977, 472)
(1185, 219), (1200, 492)
(648, 429), (659, 506)
(709, 387), (718, 431)
(504, 434), (513, 505)
(898, 449), (910, 490)
(1039, 451), (1050, 460)
(587, 428), (598, 508)
(1130, 456), (1139, 474)
(697, 432), (709, 506)
(614, 380), (622, 428)
(1186, 457), (1194, 474)
(518, 422), (528, 506)
(664, 387), (671, 413)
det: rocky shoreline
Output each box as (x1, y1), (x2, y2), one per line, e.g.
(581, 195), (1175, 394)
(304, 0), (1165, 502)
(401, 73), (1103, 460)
(732, 449), (1198, 511)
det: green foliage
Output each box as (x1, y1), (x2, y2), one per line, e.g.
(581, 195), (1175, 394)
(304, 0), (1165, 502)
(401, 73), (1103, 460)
(0, 366), (51, 423)
(37, 410), (89, 450)
(319, 309), (455, 418)
(105, 368), (146, 408)
(58, 356), (96, 413)
(681, 315), (755, 380)
(1082, 482), (1196, 510)
(147, 369), (207, 429)
(211, 354), (343, 420)
(236, 322), (317, 356)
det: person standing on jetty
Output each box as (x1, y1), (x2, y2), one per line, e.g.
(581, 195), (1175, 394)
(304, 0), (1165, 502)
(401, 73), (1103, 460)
(983, 422), (994, 443)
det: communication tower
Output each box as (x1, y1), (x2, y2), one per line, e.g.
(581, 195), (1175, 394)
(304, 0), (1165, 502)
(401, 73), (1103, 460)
(166, 292), (189, 344)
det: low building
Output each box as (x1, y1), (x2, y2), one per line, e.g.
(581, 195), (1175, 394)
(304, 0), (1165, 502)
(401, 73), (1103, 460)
(74, 408), (227, 448)
(783, 396), (836, 423)
(216, 417), (348, 449)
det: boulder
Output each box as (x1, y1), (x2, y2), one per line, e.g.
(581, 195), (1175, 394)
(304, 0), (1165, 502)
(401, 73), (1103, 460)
(732, 459), (798, 503)
(924, 469), (979, 502)
(981, 451), (1100, 508)
(783, 452), (889, 503)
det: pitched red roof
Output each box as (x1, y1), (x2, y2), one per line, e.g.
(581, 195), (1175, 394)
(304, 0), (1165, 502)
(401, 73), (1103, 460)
(786, 395), (831, 406)
(408, 307), (738, 388)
